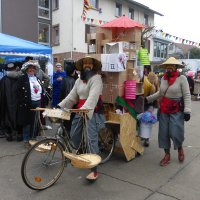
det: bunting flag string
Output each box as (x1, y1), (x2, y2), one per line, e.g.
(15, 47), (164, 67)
(155, 29), (200, 47)
(81, 16), (108, 25)
(80, 14), (200, 47)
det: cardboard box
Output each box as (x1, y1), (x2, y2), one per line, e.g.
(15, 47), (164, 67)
(129, 42), (136, 50)
(87, 33), (105, 43)
(96, 27), (112, 41)
(136, 82), (144, 95)
(128, 50), (137, 60)
(126, 60), (134, 69)
(102, 71), (127, 85)
(112, 28), (141, 43)
(104, 41), (130, 54)
(101, 53), (127, 72)
(102, 83), (124, 103)
(101, 39), (111, 46)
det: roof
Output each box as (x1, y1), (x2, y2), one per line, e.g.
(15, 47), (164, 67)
(174, 43), (194, 55)
(124, 0), (164, 16)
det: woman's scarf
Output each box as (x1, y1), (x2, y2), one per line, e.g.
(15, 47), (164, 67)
(163, 70), (179, 85)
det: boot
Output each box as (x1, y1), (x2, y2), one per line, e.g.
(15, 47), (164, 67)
(160, 154), (170, 166)
(144, 139), (149, 147)
(178, 147), (184, 162)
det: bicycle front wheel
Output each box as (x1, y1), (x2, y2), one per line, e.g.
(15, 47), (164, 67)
(99, 127), (115, 164)
(21, 138), (65, 190)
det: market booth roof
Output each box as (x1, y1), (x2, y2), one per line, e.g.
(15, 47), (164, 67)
(100, 15), (144, 29)
(0, 33), (52, 57)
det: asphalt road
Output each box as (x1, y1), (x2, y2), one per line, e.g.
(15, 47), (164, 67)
(0, 100), (200, 200)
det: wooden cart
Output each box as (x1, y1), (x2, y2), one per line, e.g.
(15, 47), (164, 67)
(105, 112), (144, 161)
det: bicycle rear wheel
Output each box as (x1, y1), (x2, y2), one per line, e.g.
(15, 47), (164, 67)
(21, 138), (65, 190)
(99, 127), (115, 164)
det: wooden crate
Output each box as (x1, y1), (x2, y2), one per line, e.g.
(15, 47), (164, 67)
(106, 112), (144, 161)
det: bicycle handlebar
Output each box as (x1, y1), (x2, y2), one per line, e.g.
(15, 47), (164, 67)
(31, 108), (91, 114)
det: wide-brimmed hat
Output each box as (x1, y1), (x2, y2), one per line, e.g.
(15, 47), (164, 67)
(160, 57), (184, 68)
(7, 62), (15, 69)
(21, 60), (40, 72)
(75, 56), (102, 71)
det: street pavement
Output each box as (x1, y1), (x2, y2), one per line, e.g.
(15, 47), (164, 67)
(0, 100), (200, 200)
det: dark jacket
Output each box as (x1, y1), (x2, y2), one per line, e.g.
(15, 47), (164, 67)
(187, 76), (194, 95)
(59, 76), (76, 101)
(0, 72), (19, 130)
(16, 74), (42, 126)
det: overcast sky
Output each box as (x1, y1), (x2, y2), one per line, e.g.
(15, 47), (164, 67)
(135, 0), (200, 43)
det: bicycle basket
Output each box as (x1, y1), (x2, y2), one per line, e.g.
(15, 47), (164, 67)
(63, 152), (101, 169)
(42, 109), (71, 123)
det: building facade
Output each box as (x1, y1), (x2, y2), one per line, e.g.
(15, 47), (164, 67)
(0, 0), (52, 46)
(52, 0), (163, 64)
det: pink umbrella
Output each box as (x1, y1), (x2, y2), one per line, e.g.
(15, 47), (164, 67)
(100, 15), (144, 29)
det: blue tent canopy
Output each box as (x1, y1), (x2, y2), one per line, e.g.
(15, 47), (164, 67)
(0, 33), (52, 55)
(0, 33), (53, 77)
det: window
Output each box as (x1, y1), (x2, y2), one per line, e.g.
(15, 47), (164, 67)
(52, 0), (59, 10)
(115, 3), (122, 17)
(38, 0), (50, 19)
(90, 0), (99, 9)
(154, 41), (168, 58)
(128, 8), (134, 20)
(85, 24), (96, 43)
(144, 14), (148, 26)
(38, 22), (50, 46)
(52, 25), (59, 45)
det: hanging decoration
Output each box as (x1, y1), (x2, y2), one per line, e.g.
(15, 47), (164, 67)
(155, 29), (200, 47)
(81, 16), (108, 25)
(81, 0), (93, 17)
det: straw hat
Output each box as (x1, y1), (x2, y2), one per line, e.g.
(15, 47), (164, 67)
(21, 60), (40, 72)
(160, 57), (184, 68)
(75, 56), (102, 71)
(63, 152), (101, 169)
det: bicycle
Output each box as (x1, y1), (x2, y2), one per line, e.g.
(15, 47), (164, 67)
(21, 108), (116, 190)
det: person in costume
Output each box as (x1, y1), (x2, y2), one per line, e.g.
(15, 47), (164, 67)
(58, 56), (105, 181)
(141, 71), (159, 147)
(0, 62), (23, 141)
(146, 57), (191, 166)
(16, 61), (43, 147)
(52, 63), (66, 107)
(186, 71), (194, 95)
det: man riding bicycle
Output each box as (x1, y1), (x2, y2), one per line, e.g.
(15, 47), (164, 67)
(58, 56), (105, 181)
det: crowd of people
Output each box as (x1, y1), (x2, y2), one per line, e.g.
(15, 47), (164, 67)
(0, 57), (50, 143)
(0, 55), (194, 180)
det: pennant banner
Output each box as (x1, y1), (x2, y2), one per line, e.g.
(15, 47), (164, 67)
(155, 29), (200, 47)
(81, 16), (108, 25)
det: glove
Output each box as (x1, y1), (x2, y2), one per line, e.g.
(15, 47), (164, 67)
(184, 113), (190, 122)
